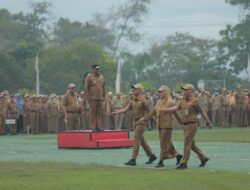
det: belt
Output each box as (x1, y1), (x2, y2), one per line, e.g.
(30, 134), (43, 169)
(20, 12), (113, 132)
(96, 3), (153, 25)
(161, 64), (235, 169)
(182, 121), (196, 126)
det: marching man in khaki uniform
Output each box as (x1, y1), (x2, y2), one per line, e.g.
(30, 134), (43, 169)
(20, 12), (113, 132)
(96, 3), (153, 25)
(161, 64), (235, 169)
(112, 83), (157, 166)
(139, 85), (183, 168)
(85, 64), (105, 131)
(63, 83), (82, 130)
(161, 84), (212, 169)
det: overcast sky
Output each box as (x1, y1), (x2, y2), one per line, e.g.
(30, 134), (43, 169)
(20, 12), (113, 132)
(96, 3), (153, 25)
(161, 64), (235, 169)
(0, 0), (241, 50)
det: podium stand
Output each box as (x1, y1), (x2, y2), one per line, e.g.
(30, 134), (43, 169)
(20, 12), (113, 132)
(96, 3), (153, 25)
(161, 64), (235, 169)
(57, 130), (133, 149)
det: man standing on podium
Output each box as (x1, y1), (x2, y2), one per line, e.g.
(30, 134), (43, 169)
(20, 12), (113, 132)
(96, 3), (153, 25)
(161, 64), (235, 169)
(85, 64), (105, 131)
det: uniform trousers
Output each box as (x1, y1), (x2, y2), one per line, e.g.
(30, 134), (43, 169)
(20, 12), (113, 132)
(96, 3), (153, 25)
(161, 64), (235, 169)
(158, 128), (179, 160)
(30, 112), (40, 134)
(235, 104), (244, 126)
(88, 100), (103, 129)
(132, 121), (153, 159)
(0, 117), (5, 135)
(47, 116), (58, 132)
(181, 124), (207, 164)
(66, 113), (80, 130)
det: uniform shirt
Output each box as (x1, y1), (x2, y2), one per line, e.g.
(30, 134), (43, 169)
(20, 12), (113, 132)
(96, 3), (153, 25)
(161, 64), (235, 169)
(46, 100), (59, 117)
(23, 100), (30, 116)
(235, 90), (245, 104)
(198, 93), (209, 109)
(63, 92), (81, 112)
(127, 95), (149, 120)
(144, 99), (176, 129)
(112, 96), (124, 109)
(6, 101), (18, 118)
(0, 100), (6, 116)
(219, 94), (229, 107)
(28, 100), (40, 112)
(85, 73), (105, 101)
(228, 94), (235, 106)
(178, 96), (202, 123)
(210, 94), (221, 110)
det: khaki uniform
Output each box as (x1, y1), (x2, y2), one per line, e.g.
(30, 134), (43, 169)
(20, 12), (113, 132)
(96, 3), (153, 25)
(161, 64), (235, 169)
(112, 96), (125, 129)
(57, 99), (65, 131)
(235, 89), (245, 126)
(123, 96), (133, 130)
(210, 94), (221, 126)
(178, 96), (208, 165)
(127, 95), (154, 160)
(23, 99), (30, 133)
(63, 91), (81, 130)
(219, 93), (230, 127)
(28, 99), (40, 134)
(106, 96), (115, 130)
(46, 99), (59, 132)
(39, 99), (48, 133)
(144, 99), (180, 161)
(198, 92), (209, 127)
(243, 94), (250, 126)
(85, 73), (105, 129)
(80, 96), (89, 129)
(6, 100), (18, 134)
(0, 98), (6, 135)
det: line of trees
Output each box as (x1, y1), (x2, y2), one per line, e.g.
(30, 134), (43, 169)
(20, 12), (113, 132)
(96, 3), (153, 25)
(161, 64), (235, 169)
(0, 0), (249, 95)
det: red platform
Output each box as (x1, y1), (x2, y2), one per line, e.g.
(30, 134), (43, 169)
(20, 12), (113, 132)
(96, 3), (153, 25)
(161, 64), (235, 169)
(57, 130), (134, 149)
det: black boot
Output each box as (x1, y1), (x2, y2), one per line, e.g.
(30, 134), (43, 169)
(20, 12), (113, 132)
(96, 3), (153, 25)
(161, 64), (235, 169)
(155, 160), (164, 168)
(125, 159), (136, 166)
(176, 163), (187, 170)
(176, 154), (183, 165)
(145, 154), (157, 164)
(199, 158), (209, 167)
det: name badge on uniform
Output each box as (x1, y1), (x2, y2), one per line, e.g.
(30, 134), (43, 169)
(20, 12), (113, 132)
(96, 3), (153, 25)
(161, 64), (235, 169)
(185, 109), (189, 115)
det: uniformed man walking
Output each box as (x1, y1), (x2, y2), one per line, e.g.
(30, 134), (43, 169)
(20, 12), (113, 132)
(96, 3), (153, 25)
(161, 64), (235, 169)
(85, 64), (105, 131)
(140, 85), (183, 168)
(161, 84), (212, 169)
(112, 83), (157, 166)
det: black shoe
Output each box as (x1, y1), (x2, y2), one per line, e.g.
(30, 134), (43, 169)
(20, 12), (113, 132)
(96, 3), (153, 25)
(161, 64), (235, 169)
(176, 163), (187, 170)
(125, 159), (136, 166)
(199, 158), (209, 167)
(176, 154), (183, 165)
(145, 154), (157, 164)
(155, 161), (164, 168)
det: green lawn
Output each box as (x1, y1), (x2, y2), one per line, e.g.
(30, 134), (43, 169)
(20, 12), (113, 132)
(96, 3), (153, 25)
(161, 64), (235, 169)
(143, 127), (250, 143)
(0, 127), (250, 190)
(0, 161), (249, 190)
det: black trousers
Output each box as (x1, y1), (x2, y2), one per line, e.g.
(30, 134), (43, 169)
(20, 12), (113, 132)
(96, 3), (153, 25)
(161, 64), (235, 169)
(17, 115), (24, 133)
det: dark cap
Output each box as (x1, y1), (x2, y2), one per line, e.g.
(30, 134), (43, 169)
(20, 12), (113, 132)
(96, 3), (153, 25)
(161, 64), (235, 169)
(92, 64), (100, 69)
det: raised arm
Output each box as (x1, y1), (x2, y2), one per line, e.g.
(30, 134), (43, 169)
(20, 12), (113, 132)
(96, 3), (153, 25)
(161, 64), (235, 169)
(160, 105), (179, 113)
(111, 102), (131, 115)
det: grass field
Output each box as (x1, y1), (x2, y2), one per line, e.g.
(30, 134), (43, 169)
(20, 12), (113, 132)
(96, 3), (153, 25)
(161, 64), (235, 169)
(0, 127), (250, 190)
(145, 127), (250, 142)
